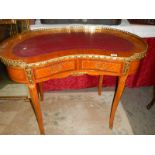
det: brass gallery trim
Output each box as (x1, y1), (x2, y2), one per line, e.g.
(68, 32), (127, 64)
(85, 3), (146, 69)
(0, 58), (27, 68)
(0, 52), (146, 69)
(31, 26), (145, 42)
(30, 26), (146, 52)
(0, 26), (147, 68)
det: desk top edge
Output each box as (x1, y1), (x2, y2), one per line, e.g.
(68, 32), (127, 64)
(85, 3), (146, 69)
(0, 27), (148, 68)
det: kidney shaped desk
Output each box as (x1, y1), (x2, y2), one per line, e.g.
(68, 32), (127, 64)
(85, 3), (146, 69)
(0, 27), (147, 134)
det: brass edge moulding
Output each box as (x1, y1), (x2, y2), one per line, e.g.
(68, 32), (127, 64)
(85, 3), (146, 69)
(31, 27), (147, 57)
(31, 26), (144, 40)
(71, 72), (87, 76)
(123, 61), (131, 75)
(0, 57), (27, 68)
(0, 52), (146, 68)
(29, 54), (124, 68)
(0, 26), (147, 68)
(25, 67), (33, 83)
(31, 26), (147, 51)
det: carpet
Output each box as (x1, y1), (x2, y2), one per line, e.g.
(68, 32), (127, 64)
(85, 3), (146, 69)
(0, 90), (133, 134)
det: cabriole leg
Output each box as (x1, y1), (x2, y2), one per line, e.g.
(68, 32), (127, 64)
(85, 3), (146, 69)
(28, 83), (45, 134)
(109, 75), (128, 129)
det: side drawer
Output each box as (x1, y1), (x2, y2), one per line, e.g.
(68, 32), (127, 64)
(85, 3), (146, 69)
(81, 60), (122, 73)
(7, 67), (27, 83)
(34, 60), (75, 79)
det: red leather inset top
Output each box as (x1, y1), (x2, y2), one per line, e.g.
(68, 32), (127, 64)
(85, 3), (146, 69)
(13, 32), (134, 57)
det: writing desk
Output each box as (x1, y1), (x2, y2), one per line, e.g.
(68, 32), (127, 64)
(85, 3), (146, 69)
(0, 27), (147, 134)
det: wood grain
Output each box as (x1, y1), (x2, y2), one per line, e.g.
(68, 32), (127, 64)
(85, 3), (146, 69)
(0, 27), (147, 134)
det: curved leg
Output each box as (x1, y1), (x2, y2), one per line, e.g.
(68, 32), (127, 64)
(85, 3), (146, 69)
(37, 82), (44, 101)
(28, 84), (45, 134)
(109, 75), (128, 129)
(98, 75), (103, 96)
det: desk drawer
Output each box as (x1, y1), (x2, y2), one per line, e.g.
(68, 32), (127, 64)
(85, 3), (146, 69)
(34, 60), (75, 79)
(81, 60), (122, 73)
